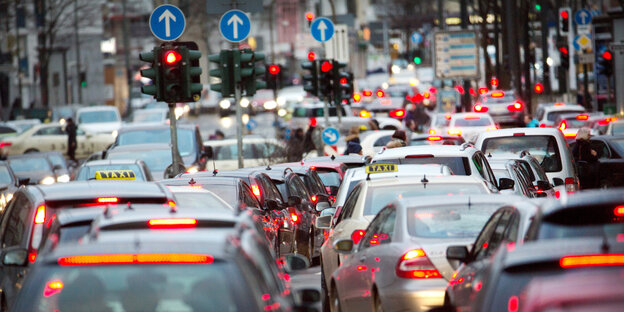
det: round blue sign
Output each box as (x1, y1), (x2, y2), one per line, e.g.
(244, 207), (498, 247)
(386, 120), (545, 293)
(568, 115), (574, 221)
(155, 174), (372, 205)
(310, 17), (334, 43)
(149, 5), (186, 41)
(322, 127), (340, 145)
(219, 10), (251, 43)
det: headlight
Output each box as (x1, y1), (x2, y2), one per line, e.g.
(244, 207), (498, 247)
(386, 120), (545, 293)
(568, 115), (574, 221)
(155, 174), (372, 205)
(220, 99), (231, 109)
(264, 100), (277, 110)
(240, 97), (250, 108)
(242, 114), (250, 124)
(112, 130), (118, 138)
(174, 107), (184, 119)
(59, 118), (66, 125)
(186, 166), (198, 174)
(381, 82), (389, 90)
(57, 174), (70, 183)
(40, 176), (56, 185)
(278, 108), (287, 117)
(277, 97), (286, 106)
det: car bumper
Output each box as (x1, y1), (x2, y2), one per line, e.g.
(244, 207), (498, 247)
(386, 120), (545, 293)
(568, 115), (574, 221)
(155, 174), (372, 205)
(380, 280), (446, 312)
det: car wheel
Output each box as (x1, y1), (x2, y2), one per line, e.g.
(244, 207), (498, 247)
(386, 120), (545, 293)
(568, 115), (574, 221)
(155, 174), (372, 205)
(321, 265), (330, 312)
(24, 148), (39, 154)
(373, 288), (384, 312)
(330, 283), (341, 312)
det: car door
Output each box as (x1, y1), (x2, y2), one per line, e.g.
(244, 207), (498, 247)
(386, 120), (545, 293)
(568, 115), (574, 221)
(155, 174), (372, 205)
(31, 126), (65, 153)
(591, 139), (624, 187)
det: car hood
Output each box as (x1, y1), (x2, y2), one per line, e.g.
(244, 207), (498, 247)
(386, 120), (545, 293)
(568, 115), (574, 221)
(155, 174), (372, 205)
(14, 171), (54, 184)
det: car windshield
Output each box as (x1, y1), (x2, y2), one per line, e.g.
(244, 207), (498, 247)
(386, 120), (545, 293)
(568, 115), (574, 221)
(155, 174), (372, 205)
(0, 166), (13, 184)
(9, 157), (51, 173)
(117, 129), (196, 157)
(547, 110), (584, 122)
(613, 122), (624, 135)
(380, 156), (469, 175)
(365, 183), (487, 215)
(172, 192), (233, 212)
(481, 135), (562, 172)
(453, 118), (493, 127)
(132, 111), (166, 123)
(21, 262), (258, 312)
(407, 204), (500, 238)
(108, 150), (171, 173)
(612, 138), (624, 151)
(78, 110), (119, 124)
(76, 164), (145, 181)
(316, 170), (341, 188)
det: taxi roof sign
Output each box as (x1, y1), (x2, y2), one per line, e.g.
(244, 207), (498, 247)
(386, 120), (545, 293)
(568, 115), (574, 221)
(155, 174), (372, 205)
(365, 164), (398, 174)
(95, 170), (137, 181)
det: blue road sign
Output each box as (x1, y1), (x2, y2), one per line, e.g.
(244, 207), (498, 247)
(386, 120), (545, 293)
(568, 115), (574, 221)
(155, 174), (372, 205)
(219, 10), (251, 43)
(246, 118), (258, 131)
(574, 9), (592, 25)
(310, 17), (334, 43)
(149, 5), (186, 41)
(322, 127), (339, 145)
(411, 32), (423, 45)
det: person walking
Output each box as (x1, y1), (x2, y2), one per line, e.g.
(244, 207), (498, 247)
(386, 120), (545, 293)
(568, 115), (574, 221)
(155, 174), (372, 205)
(386, 129), (407, 149)
(571, 128), (599, 189)
(65, 117), (77, 162)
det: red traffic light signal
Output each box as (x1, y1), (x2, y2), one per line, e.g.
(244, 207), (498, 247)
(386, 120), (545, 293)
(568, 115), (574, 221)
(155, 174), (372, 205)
(490, 77), (499, 87)
(305, 12), (315, 21)
(534, 83), (544, 94)
(164, 50), (181, 65)
(268, 65), (280, 75)
(340, 77), (347, 84)
(560, 10), (569, 19)
(559, 46), (569, 55)
(307, 52), (316, 61)
(320, 61), (333, 72)
(602, 51), (612, 60)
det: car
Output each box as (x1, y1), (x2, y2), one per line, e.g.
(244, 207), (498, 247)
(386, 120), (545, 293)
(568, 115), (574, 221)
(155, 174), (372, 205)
(167, 185), (235, 213)
(50, 104), (81, 123)
(410, 134), (465, 146)
(76, 105), (122, 135)
(0, 124), (19, 139)
(356, 130), (396, 156)
(534, 102), (586, 128)
(487, 159), (537, 198)
(288, 102), (402, 133)
(487, 152), (555, 196)
(105, 143), (183, 180)
(7, 153), (61, 185)
(371, 144), (503, 191)
(42, 151), (71, 182)
(425, 113), (452, 136)
(606, 118), (624, 136)
(296, 160), (348, 197)
(129, 108), (168, 124)
(305, 154), (371, 169)
(0, 181), (176, 309)
(554, 112), (604, 141)
(475, 127), (578, 192)
(269, 164), (332, 210)
(111, 123), (208, 174)
(203, 137), (286, 171)
(5, 119), (41, 133)
(569, 135), (624, 188)
(446, 113), (497, 142)
(361, 88), (407, 120)
(74, 159), (154, 181)
(0, 161), (19, 211)
(329, 195), (521, 312)
(0, 123), (114, 159)
(473, 90), (525, 126)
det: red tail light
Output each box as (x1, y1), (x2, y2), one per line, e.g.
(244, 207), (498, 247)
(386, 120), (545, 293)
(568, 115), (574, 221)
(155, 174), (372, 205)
(565, 177), (577, 192)
(363, 90), (372, 97)
(576, 114), (589, 120)
(508, 295), (519, 312)
(429, 129), (436, 135)
(395, 249), (442, 279)
(376, 89), (385, 98)
(29, 205), (47, 263)
(43, 280), (64, 297)
(478, 87), (488, 94)
(413, 94), (424, 102)
(423, 92), (430, 99)
(359, 110), (371, 118)
(539, 123), (546, 128)
(559, 120), (567, 131)
(148, 218), (198, 228)
(353, 93), (361, 102)
(0, 142), (11, 148)
(290, 213), (299, 223)
(251, 185), (261, 198)
(615, 206), (624, 217)
(564, 133), (576, 139)
(474, 104), (488, 112)
(429, 87), (437, 94)
(58, 254), (214, 266)
(35, 205), (46, 224)
(560, 254), (624, 268)
(351, 229), (366, 245)
(389, 109), (405, 118)
(427, 136), (443, 141)
(507, 102), (523, 111)
(311, 195), (318, 203)
(97, 197), (119, 204)
(309, 117), (317, 127)
(491, 91), (505, 98)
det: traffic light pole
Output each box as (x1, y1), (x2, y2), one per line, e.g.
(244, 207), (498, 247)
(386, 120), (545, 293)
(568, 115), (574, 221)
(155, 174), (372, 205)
(166, 102), (185, 178)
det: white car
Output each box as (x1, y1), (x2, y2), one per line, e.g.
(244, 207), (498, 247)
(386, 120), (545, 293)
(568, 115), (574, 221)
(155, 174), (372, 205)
(130, 108), (168, 125)
(288, 102), (402, 133)
(606, 119), (624, 136)
(534, 102), (585, 128)
(475, 127), (578, 192)
(446, 113), (497, 142)
(76, 105), (122, 135)
(203, 138), (286, 171)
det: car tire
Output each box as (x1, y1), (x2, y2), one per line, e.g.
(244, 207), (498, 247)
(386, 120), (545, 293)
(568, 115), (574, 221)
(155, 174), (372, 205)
(321, 264), (330, 312)
(373, 288), (384, 312)
(330, 283), (341, 312)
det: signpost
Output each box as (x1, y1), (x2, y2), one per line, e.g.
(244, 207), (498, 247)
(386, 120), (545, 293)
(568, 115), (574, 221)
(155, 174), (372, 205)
(149, 5), (186, 41)
(433, 31), (480, 79)
(411, 32), (423, 45)
(311, 17), (335, 43)
(573, 34), (592, 51)
(219, 10), (251, 43)
(322, 128), (340, 146)
(324, 24), (349, 63)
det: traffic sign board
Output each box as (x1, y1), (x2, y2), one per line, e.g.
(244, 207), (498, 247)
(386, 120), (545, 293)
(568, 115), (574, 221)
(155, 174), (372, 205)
(149, 5), (186, 41)
(219, 10), (251, 42)
(411, 32), (423, 45)
(573, 34), (592, 51)
(574, 9), (592, 25)
(434, 31), (480, 79)
(311, 17), (334, 43)
(322, 127), (339, 145)
(324, 24), (349, 63)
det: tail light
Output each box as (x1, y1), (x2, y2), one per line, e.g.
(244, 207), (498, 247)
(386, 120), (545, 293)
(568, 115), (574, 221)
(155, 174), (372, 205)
(389, 109), (405, 118)
(478, 87), (488, 94)
(309, 117), (317, 127)
(429, 129), (436, 135)
(614, 206), (624, 217)
(251, 185), (261, 198)
(423, 92), (430, 99)
(560, 254), (624, 268)
(565, 177), (578, 192)
(0, 142), (12, 148)
(363, 90), (372, 97)
(491, 91), (505, 98)
(508, 295), (519, 312)
(564, 133), (576, 139)
(427, 136), (443, 141)
(97, 197), (119, 204)
(353, 93), (361, 102)
(58, 253), (214, 265)
(539, 123), (547, 128)
(351, 229), (366, 244)
(29, 205), (47, 263)
(448, 129), (461, 135)
(429, 87), (437, 94)
(413, 94), (424, 102)
(395, 249), (442, 279)
(376, 89), (385, 98)
(576, 114), (589, 120)
(148, 218), (198, 228)
(359, 110), (371, 118)
(474, 105), (488, 112)
(311, 195), (318, 203)
(507, 102), (523, 111)
(290, 213), (299, 224)
(559, 120), (567, 131)
(43, 280), (64, 297)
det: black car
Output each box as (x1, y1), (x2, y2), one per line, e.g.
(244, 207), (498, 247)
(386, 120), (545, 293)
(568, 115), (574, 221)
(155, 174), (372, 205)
(304, 155), (371, 169)
(0, 161), (19, 211)
(569, 135), (624, 188)
(270, 164), (331, 209)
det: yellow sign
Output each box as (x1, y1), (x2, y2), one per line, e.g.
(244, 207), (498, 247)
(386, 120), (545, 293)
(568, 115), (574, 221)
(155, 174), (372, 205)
(365, 164), (398, 174)
(95, 170), (136, 180)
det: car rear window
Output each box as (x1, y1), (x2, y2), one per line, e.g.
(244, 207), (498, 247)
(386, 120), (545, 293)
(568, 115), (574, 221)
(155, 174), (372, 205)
(613, 123), (624, 135)
(481, 135), (562, 172)
(537, 204), (624, 240)
(20, 262), (258, 312)
(561, 118), (589, 129)
(172, 192), (233, 212)
(453, 118), (493, 127)
(407, 204), (500, 238)
(380, 156), (470, 175)
(316, 170), (341, 188)
(9, 157), (51, 173)
(547, 110), (585, 121)
(410, 138), (464, 146)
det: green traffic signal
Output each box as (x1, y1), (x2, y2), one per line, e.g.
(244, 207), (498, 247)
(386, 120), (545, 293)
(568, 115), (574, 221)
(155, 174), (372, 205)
(413, 56), (422, 64)
(535, 4), (541, 11)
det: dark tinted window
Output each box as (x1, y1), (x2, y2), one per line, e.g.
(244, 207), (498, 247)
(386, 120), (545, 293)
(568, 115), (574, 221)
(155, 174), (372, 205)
(0, 166), (14, 184)
(537, 205), (624, 240)
(381, 156), (470, 175)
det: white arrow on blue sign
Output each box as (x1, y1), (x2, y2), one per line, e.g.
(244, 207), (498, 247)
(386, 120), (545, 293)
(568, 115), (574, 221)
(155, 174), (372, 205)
(149, 4), (186, 41)
(219, 9), (251, 43)
(575, 9), (592, 25)
(310, 17), (334, 43)
(322, 127), (340, 145)
(411, 32), (423, 45)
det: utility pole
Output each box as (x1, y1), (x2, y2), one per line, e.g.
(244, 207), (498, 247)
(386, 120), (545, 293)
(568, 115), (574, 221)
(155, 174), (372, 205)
(540, 0), (551, 94)
(122, 0), (133, 117)
(460, 0), (471, 112)
(73, 0), (82, 103)
(14, 0), (23, 109)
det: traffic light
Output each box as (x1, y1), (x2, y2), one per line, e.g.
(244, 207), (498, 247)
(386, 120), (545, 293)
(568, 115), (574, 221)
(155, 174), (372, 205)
(412, 50), (422, 65)
(186, 48), (203, 102)
(139, 47), (162, 100)
(240, 49), (266, 96)
(161, 48), (184, 103)
(301, 60), (318, 96)
(558, 43), (569, 69)
(319, 59), (333, 99)
(599, 50), (614, 77)
(266, 64), (280, 90)
(559, 8), (570, 34)
(534, 82), (544, 94)
(331, 60), (349, 105)
(209, 50), (234, 97)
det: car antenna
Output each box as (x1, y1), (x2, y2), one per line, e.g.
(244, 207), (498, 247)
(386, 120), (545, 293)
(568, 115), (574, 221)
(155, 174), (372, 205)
(104, 205), (113, 219)
(421, 175), (429, 188)
(188, 178), (196, 185)
(487, 153), (492, 158)
(126, 201), (134, 211)
(212, 168), (218, 176)
(266, 165), (272, 170)
(600, 230), (610, 254)
(330, 155), (336, 161)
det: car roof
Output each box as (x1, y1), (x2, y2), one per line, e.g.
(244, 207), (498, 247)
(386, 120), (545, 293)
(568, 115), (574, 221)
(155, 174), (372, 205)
(539, 188), (624, 216)
(160, 176), (241, 187)
(107, 143), (172, 153)
(476, 127), (562, 139)
(347, 164), (452, 180)
(366, 175), (485, 187)
(34, 181), (169, 201)
(543, 104), (585, 112)
(83, 159), (143, 166)
(392, 194), (524, 209)
(372, 144), (475, 160)
(304, 155), (371, 165)
(118, 123), (196, 132)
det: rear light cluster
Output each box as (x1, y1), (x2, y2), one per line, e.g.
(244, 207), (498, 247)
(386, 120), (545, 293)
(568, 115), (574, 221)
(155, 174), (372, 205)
(598, 117), (618, 125)
(395, 249), (442, 279)
(251, 185), (262, 198)
(491, 91), (505, 98)
(565, 177), (578, 192)
(29, 205), (47, 263)
(351, 229), (366, 244)
(376, 89), (385, 98)
(363, 90), (372, 97)
(58, 253), (214, 265)
(148, 218), (198, 229)
(474, 105), (488, 112)
(427, 136), (443, 141)
(559, 120), (568, 131)
(576, 114), (589, 120)
(0, 142), (11, 148)
(560, 254), (624, 268)
(389, 109), (405, 119)
(615, 206), (624, 217)
(359, 110), (371, 118)
(507, 101), (523, 112)
(43, 280), (64, 297)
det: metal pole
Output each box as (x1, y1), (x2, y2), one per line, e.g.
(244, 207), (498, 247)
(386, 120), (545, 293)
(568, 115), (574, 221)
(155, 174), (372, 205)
(323, 95), (330, 127)
(166, 102), (184, 178)
(269, 1), (280, 134)
(74, 0), (82, 103)
(122, 0), (133, 116)
(235, 79), (244, 168)
(541, 0), (551, 93)
(14, 0), (23, 108)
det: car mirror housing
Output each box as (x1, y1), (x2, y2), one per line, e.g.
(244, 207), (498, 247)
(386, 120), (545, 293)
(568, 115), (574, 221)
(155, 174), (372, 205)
(2, 247), (28, 267)
(319, 207), (336, 218)
(553, 178), (564, 186)
(446, 245), (470, 263)
(315, 215), (332, 229)
(315, 201), (330, 212)
(333, 239), (354, 254)
(498, 177), (515, 190)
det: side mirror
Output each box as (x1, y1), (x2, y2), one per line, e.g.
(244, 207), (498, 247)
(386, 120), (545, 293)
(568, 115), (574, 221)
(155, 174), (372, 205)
(18, 178), (30, 186)
(498, 177), (515, 190)
(553, 178), (564, 186)
(315, 215), (332, 229)
(332, 239), (354, 254)
(320, 207), (336, 218)
(328, 186), (340, 196)
(288, 195), (302, 206)
(2, 247), (28, 266)
(536, 180), (552, 190)
(266, 199), (280, 211)
(203, 146), (213, 158)
(446, 245), (470, 263)
(315, 201), (330, 212)
(296, 288), (322, 305)
(278, 254), (309, 273)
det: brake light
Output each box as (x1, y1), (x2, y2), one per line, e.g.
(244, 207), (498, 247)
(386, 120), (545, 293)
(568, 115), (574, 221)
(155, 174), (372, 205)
(429, 129), (436, 134)
(614, 205), (624, 217)
(395, 249), (442, 279)
(448, 129), (461, 135)
(507, 102), (523, 111)
(34, 205), (46, 224)
(564, 133), (576, 139)
(560, 254), (624, 268)
(351, 229), (366, 244)
(311, 195), (318, 203)
(576, 114), (589, 120)
(491, 91), (505, 98)
(405, 154), (434, 158)
(376, 89), (385, 97)
(508, 295), (519, 312)
(565, 177), (577, 192)
(290, 213), (299, 223)
(148, 218), (198, 228)
(464, 115), (480, 120)
(559, 120), (567, 131)
(389, 109), (405, 118)
(363, 90), (372, 97)
(58, 254), (214, 265)
(539, 123), (546, 128)
(478, 87), (488, 94)
(445, 114), (452, 120)
(474, 104), (488, 112)
(353, 93), (361, 102)
(486, 127), (497, 131)
(97, 197), (119, 204)
(29, 205), (47, 264)
(168, 200), (176, 208)
(427, 136), (443, 141)
(429, 87), (437, 93)
(359, 110), (371, 118)
(513, 132), (525, 136)
(554, 102), (565, 106)
(43, 280), (64, 297)
(0, 142), (11, 148)
(251, 185), (261, 198)
(423, 92), (430, 99)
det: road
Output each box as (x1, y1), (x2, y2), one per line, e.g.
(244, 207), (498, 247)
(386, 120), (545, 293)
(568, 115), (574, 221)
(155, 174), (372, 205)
(187, 111), (279, 140)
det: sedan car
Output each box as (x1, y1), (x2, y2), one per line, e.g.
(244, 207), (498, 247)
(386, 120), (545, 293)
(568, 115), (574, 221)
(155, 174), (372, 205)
(473, 90), (525, 126)
(446, 113), (497, 143)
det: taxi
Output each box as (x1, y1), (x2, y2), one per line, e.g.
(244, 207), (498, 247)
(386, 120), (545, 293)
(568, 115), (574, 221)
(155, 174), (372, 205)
(74, 160), (153, 181)
(445, 113), (497, 143)
(534, 102), (586, 128)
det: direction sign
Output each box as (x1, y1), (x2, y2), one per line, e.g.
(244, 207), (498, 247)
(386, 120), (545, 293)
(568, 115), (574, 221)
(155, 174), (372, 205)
(311, 17), (334, 43)
(434, 31), (480, 79)
(411, 32), (423, 45)
(574, 34), (592, 51)
(322, 127), (340, 145)
(149, 4), (186, 41)
(575, 9), (592, 25)
(324, 24), (349, 63)
(219, 10), (251, 43)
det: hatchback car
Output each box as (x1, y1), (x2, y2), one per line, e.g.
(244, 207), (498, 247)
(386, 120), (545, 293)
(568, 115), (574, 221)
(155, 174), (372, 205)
(473, 90), (525, 126)
(75, 159), (154, 181)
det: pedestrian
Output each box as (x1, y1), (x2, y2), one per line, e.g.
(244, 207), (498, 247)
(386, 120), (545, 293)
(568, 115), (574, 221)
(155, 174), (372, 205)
(344, 141), (363, 155)
(525, 114), (539, 127)
(386, 129), (407, 149)
(65, 117), (77, 162)
(209, 130), (225, 140)
(571, 127), (599, 189)
(286, 128), (306, 162)
(345, 126), (360, 144)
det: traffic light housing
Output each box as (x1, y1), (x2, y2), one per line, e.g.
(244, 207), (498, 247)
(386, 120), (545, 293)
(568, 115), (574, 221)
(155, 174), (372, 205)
(301, 60), (318, 96)
(161, 48), (184, 103)
(558, 42), (569, 69)
(139, 47), (162, 100)
(599, 50), (614, 77)
(332, 60), (350, 104)
(318, 59), (333, 99)
(186, 49), (203, 102)
(239, 49), (266, 96)
(412, 50), (422, 65)
(266, 64), (280, 90)
(559, 8), (570, 34)
(209, 50), (234, 97)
